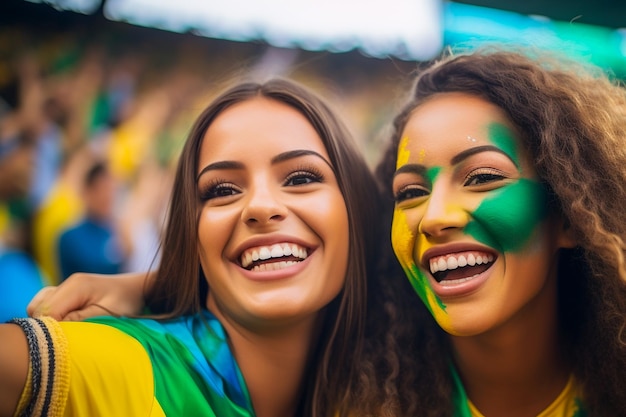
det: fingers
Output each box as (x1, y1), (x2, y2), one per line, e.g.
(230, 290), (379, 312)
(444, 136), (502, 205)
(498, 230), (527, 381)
(26, 286), (59, 318)
(63, 304), (112, 321)
(29, 291), (109, 320)
(25, 271), (149, 321)
(26, 275), (92, 320)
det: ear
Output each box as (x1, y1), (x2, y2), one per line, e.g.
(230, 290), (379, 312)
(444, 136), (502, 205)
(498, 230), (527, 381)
(556, 217), (578, 249)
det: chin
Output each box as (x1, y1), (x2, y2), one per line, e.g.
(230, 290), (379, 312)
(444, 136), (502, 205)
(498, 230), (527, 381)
(246, 300), (313, 321)
(434, 311), (491, 337)
(443, 326), (481, 337)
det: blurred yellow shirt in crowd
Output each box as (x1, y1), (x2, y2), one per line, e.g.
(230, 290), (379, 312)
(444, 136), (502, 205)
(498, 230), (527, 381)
(32, 181), (83, 285)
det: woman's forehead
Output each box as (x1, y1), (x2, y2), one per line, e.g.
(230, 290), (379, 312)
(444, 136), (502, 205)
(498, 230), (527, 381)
(200, 97), (329, 158)
(400, 94), (519, 158)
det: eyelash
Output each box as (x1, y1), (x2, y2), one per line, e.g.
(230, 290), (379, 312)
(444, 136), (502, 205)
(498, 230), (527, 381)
(284, 165), (325, 186)
(199, 178), (240, 201)
(394, 185), (428, 203)
(463, 168), (507, 186)
(394, 168), (509, 203)
(198, 166), (325, 201)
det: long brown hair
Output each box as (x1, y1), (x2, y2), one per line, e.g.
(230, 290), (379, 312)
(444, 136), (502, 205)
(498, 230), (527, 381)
(145, 78), (382, 416)
(359, 47), (626, 416)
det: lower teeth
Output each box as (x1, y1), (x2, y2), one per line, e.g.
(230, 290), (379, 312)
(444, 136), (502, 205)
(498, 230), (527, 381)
(438, 274), (480, 286)
(251, 260), (297, 272)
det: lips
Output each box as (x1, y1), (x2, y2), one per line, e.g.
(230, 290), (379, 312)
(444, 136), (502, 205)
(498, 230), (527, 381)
(428, 251), (495, 284)
(240, 243), (309, 272)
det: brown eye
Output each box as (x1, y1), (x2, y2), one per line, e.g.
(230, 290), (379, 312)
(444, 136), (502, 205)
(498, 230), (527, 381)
(394, 186), (429, 203)
(464, 168), (507, 187)
(199, 182), (240, 201)
(284, 169), (324, 187)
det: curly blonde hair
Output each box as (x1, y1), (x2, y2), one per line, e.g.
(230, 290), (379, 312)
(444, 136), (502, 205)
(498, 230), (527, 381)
(356, 47), (626, 416)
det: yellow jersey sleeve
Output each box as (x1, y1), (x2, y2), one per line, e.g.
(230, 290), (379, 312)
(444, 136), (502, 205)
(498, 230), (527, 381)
(12, 317), (165, 417)
(60, 321), (166, 417)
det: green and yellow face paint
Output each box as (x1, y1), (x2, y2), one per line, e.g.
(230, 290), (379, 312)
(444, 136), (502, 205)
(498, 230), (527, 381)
(391, 136), (451, 329)
(391, 121), (550, 333)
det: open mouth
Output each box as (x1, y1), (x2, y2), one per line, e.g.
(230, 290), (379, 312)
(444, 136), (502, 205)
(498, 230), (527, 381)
(240, 243), (309, 272)
(429, 251), (495, 285)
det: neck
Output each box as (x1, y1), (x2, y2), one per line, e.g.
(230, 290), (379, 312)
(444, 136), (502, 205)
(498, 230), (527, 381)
(451, 276), (570, 417)
(214, 310), (322, 417)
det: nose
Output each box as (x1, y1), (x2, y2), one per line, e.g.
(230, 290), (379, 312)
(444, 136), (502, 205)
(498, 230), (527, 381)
(418, 184), (469, 238)
(241, 183), (288, 226)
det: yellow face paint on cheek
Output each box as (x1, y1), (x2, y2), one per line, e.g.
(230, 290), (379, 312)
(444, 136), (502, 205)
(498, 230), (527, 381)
(391, 207), (414, 266)
(391, 134), (452, 328)
(392, 209), (451, 328)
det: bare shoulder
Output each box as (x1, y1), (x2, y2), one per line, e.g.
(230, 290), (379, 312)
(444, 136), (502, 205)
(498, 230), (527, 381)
(0, 323), (29, 417)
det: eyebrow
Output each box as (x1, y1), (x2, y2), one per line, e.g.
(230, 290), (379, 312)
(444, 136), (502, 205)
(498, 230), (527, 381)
(393, 145), (517, 179)
(196, 149), (333, 182)
(450, 145), (516, 166)
(393, 164), (427, 179)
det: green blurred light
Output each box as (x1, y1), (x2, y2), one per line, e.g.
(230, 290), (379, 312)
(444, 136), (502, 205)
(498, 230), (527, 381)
(445, 2), (626, 78)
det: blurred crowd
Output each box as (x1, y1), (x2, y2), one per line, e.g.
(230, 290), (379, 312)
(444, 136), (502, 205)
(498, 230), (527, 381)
(0, 24), (412, 320)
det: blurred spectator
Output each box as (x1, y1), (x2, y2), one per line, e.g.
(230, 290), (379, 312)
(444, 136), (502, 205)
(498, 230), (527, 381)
(57, 160), (128, 280)
(0, 112), (46, 322)
(15, 53), (64, 212)
(0, 236), (45, 322)
(0, 20), (403, 294)
(31, 144), (90, 284)
(120, 160), (170, 273)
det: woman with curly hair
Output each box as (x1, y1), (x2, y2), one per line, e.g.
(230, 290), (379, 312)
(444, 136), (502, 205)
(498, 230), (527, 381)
(362, 47), (626, 416)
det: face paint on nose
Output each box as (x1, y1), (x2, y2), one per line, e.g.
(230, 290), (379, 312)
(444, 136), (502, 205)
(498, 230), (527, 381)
(392, 137), (451, 328)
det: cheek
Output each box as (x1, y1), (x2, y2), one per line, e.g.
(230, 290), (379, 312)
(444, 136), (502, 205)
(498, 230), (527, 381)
(466, 179), (549, 252)
(326, 195), (350, 237)
(297, 191), (350, 282)
(392, 208), (449, 324)
(197, 208), (233, 271)
(323, 195), (350, 274)
(391, 208), (415, 267)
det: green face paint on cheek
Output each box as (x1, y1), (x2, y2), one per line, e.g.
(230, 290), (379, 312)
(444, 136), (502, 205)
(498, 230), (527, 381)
(464, 122), (549, 252)
(465, 176), (549, 252)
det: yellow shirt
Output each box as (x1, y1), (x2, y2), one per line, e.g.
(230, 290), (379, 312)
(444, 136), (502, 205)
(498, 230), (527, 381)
(467, 376), (585, 417)
(14, 317), (165, 417)
(12, 313), (255, 417)
(31, 182), (83, 285)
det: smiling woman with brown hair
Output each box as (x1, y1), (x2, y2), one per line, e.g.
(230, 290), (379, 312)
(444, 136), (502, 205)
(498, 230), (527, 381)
(0, 78), (382, 417)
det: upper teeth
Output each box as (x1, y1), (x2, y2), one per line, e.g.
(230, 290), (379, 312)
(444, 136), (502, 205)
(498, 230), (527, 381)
(241, 243), (308, 268)
(429, 252), (494, 274)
